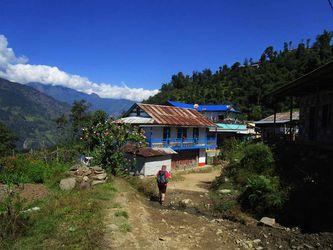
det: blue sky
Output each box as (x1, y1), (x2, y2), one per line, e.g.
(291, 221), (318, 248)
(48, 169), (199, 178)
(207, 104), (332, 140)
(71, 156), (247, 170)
(0, 0), (332, 100)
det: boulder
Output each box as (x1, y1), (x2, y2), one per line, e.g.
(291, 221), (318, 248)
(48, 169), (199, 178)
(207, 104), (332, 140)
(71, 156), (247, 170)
(59, 178), (76, 190)
(259, 217), (276, 227)
(219, 189), (231, 194)
(91, 166), (103, 172)
(92, 179), (107, 186)
(70, 164), (80, 171)
(92, 173), (107, 180)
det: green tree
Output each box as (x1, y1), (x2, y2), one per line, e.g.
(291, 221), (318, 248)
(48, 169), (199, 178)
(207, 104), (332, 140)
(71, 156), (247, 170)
(70, 100), (90, 139)
(144, 30), (333, 120)
(0, 123), (17, 156)
(55, 114), (68, 129)
(91, 110), (108, 126)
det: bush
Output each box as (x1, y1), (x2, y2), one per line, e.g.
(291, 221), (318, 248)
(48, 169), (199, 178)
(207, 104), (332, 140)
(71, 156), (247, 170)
(240, 143), (274, 173)
(219, 138), (247, 164)
(240, 175), (285, 215)
(0, 188), (29, 242)
(0, 155), (69, 186)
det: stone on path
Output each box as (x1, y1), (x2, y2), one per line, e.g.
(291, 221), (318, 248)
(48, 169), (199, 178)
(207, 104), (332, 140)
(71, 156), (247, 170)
(219, 189), (231, 194)
(259, 217), (276, 227)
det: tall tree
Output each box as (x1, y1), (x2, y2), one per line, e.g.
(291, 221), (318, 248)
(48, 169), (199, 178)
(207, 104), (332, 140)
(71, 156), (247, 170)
(70, 100), (91, 139)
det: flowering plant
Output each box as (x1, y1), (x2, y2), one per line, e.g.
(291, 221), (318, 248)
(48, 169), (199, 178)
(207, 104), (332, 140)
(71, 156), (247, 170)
(81, 121), (145, 175)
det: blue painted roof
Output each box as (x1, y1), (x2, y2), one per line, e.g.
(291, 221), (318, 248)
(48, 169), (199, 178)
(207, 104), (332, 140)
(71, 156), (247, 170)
(167, 100), (238, 112)
(216, 123), (247, 130)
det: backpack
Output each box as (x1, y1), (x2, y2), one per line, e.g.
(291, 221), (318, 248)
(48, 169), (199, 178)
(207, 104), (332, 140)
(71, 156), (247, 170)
(157, 170), (168, 184)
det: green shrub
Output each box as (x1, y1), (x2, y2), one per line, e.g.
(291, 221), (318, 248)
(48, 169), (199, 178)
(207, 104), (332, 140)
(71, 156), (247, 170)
(219, 138), (247, 164)
(240, 175), (285, 215)
(0, 188), (29, 242)
(240, 143), (274, 173)
(0, 155), (69, 186)
(115, 210), (129, 219)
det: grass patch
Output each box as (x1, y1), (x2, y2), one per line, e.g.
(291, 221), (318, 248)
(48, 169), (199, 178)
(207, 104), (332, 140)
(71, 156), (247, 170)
(115, 210), (129, 219)
(1, 181), (116, 250)
(128, 176), (157, 198)
(119, 221), (132, 233)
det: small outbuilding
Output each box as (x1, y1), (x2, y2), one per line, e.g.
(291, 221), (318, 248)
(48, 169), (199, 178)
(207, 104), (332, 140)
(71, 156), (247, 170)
(255, 111), (299, 141)
(122, 145), (177, 176)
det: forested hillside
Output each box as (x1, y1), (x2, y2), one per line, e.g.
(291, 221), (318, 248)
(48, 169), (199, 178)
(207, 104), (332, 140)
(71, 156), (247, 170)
(146, 31), (333, 120)
(0, 78), (70, 149)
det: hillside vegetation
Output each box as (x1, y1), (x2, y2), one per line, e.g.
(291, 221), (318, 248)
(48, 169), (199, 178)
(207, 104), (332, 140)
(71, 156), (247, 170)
(0, 78), (70, 149)
(146, 31), (333, 120)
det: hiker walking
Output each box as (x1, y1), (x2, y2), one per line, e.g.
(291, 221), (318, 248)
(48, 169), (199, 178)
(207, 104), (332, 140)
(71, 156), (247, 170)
(156, 165), (171, 205)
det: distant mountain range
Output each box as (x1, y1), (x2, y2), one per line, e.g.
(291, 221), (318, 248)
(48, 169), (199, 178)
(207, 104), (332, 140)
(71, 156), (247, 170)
(0, 78), (70, 149)
(27, 82), (134, 116)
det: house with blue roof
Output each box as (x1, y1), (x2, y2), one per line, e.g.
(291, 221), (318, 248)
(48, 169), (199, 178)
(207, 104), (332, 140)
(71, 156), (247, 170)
(167, 100), (251, 146)
(167, 100), (238, 122)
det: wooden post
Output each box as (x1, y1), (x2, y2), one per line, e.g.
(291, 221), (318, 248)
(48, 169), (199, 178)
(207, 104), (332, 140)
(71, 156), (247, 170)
(289, 97), (293, 141)
(273, 105), (277, 137)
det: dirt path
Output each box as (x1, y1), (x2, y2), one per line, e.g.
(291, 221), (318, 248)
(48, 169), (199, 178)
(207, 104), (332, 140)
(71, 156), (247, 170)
(102, 178), (249, 250)
(168, 168), (220, 192)
(103, 171), (333, 249)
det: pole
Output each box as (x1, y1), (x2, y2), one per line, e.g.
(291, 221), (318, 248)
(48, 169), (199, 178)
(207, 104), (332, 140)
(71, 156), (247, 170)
(273, 105), (277, 137)
(289, 97), (293, 141)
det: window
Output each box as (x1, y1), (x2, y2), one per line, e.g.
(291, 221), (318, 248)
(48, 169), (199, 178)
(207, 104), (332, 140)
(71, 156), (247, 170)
(136, 107), (140, 116)
(177, 127), (187, 139)
(193, 127), (199, 139)
(183, 128), (187, 139)
(163, 127), (170, 140)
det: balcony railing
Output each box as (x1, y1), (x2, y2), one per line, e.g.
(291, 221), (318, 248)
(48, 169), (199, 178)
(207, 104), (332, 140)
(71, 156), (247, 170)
(147, 137), (217, 150)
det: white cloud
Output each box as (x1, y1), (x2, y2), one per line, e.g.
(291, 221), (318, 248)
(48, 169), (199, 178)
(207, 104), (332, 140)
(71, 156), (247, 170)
(0, 34), (158, 101)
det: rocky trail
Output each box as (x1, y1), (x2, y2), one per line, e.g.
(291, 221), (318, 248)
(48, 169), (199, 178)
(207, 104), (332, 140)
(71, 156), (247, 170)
(103, 169), (333, 249)
(103, 178), (244, 249)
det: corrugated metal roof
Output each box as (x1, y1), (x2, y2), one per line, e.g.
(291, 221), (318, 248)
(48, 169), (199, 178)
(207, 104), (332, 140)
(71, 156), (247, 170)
(167, 100), (238, 112)
(209, 123), (247, 133)
(137, 103), (216, 127)
(122, 144), (177, 157)
(117, 117), (154, 124)
(255, 111), (299, 124)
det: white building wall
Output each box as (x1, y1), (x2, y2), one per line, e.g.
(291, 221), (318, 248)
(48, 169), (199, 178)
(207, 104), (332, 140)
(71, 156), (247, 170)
(143, 156), (172, 176)
(198, 148), (206, 166)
